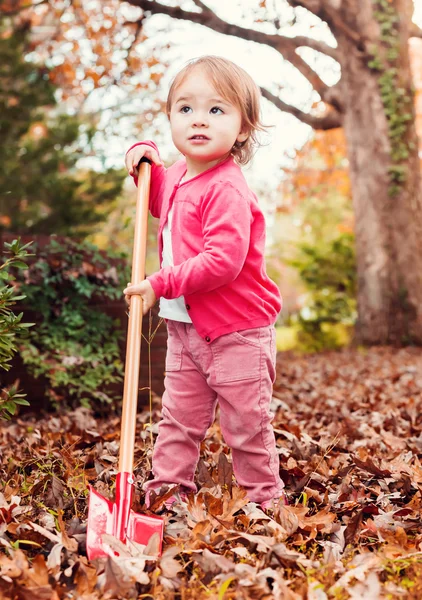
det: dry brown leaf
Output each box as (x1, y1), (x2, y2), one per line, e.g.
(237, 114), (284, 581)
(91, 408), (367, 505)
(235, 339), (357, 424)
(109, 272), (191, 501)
(192, 548), (235, 574)
(220, 486), (249, 519)
(45, 477), (65, 510)
(103, 556), (139, 596)
(348, 571), (381, 599)
(74, 559), (98, 595)
(217, 452), (233, 495)
(3, 346), (422, 597)
(159, 546), (183, 578)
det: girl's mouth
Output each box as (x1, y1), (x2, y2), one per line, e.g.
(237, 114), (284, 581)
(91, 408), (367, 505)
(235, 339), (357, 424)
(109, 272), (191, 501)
(189, 135), (210, 141)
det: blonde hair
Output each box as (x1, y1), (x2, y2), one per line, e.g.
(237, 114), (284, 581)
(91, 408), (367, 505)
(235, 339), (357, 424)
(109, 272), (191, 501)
(166, 56), (266, 165)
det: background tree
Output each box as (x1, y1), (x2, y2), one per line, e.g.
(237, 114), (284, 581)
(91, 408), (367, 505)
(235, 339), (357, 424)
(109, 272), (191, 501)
(272, 39), (422, 343)
(123, 0), (422, 346)
(0, 16), (127, 236)
(268, 128), (355, 351)
(0, 0), (168, 143)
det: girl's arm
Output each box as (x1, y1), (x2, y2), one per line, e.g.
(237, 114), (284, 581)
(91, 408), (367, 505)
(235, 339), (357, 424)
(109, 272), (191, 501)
(125, 140), (166, 218)
(147, 181), (251, 299)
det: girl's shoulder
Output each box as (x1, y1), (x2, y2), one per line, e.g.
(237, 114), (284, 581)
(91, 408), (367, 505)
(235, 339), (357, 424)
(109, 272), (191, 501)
(165, 158), (186, 184)
(207, 160), (252, 200)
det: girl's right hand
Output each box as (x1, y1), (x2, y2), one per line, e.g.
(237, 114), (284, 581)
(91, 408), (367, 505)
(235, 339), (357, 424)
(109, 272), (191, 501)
(125, 144), (163, 176)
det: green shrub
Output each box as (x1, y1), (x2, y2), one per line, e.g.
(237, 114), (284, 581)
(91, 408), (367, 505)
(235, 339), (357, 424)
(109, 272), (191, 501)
(0, 239), (33, 419)
(16, 237), (130, 409)
(0, 20), (126, 237)
(289, 232), (357, 351)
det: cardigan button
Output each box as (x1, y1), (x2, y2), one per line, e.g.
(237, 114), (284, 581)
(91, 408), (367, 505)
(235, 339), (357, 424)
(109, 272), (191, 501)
(185, 304), (191, 310)
(205, 336), (211, 342)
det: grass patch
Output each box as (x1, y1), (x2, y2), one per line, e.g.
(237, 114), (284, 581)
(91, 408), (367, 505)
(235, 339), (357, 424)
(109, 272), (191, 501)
(275, 323), (353, 352)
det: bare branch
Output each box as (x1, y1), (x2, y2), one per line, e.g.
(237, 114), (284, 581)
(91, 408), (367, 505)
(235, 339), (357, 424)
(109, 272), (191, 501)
(286, 0), (362, 44)
(410, 22), (422, 39)
(286, 0), (323, 13)
(126, 0), (338, 96)
(131, 0), (337, 56)
(285, 0), (332, 23)
(190, 0), (211, 11)
(123, 17), (144, 60)
(260, 86), (342, 130)
(280, 47), (332, 99)
(292, 35), (338, 60)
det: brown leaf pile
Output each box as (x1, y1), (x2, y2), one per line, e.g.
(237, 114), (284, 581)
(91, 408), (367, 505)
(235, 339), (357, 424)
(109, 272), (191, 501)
(1, 346), (422, 599)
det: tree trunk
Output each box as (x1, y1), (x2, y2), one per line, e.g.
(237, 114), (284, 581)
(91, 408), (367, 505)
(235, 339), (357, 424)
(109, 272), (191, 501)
(338, 0), (422, 344)
(121, 0), (422, 345)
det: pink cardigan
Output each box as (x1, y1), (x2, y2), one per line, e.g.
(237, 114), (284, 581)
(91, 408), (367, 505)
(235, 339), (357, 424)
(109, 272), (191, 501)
(128, 141), (282, 342)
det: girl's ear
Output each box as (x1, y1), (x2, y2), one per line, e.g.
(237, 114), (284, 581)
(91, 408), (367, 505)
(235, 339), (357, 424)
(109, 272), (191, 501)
(237, 130), (248, 143)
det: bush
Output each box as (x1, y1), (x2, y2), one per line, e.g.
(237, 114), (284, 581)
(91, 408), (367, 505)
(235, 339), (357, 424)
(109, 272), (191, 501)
(0, 239), (33, 419)
(0, 20), (126, 237)
(289, 232), (357, 351)
(16, 237), (130, 409)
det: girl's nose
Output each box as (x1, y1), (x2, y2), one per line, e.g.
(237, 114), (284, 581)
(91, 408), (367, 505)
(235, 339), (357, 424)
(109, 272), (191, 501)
(192, 114), (208, 127)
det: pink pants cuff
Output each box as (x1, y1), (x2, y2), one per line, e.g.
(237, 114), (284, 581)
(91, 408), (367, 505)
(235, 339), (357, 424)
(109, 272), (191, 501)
(144, 321), (284, 504)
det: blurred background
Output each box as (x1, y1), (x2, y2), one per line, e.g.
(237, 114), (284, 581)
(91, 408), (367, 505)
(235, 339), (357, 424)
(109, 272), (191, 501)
(1, 0), (422, 413)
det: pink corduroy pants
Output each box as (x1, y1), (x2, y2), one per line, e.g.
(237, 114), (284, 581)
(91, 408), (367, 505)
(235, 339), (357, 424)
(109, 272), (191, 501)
(144, 320), (285, 504)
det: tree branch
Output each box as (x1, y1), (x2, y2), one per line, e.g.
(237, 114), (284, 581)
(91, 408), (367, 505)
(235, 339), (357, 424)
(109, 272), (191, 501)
(190, 0), (211, 11)
(285, 0), (332, 25)
(286, 0), (362, 44)
(292, 35), (338, 59)
(126, 0), (338, 97)
(410, 22), (422, 39)
(280, 47), (332, 99)
(286, 0), (323, 13)
(260, 86), (342, 130)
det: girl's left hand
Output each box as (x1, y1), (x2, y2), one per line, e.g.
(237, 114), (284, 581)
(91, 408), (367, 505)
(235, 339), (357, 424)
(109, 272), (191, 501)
(123, 280), (157, 315)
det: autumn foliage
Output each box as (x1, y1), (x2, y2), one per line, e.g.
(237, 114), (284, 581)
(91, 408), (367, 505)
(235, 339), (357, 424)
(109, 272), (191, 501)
(2, 347), (422, 598)
(280, 128), (351, 211)
(281, 37), (422, 215)
(0, 0), (166, 105)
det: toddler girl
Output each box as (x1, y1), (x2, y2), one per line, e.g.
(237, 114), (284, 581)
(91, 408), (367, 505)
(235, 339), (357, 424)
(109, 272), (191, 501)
(124, 55), (287, 510)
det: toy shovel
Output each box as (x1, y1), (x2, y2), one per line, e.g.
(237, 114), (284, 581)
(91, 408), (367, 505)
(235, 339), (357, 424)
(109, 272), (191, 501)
(86, 158), (164, 560)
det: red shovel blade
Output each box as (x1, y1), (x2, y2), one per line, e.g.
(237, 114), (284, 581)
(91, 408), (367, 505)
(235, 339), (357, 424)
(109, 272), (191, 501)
(86, 479), (164, 560)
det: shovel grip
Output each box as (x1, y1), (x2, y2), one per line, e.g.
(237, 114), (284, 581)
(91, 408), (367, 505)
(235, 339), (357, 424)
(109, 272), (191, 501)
(119, 160), (151, 474)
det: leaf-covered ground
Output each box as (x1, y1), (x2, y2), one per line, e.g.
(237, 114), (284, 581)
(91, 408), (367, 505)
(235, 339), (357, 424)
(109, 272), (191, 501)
(1, 347), (422, 599)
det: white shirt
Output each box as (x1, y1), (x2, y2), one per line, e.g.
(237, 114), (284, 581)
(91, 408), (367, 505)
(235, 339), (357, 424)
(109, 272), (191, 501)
(158, 205), (192, 323)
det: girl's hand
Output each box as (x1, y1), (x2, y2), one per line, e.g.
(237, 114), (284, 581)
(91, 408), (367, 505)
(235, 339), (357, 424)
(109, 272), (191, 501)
(124, 280), (157, 315)
(125, 145), (163, 176)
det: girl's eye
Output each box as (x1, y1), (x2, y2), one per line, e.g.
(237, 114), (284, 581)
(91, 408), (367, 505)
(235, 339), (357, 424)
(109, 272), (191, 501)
(210, 106), (223, 115)
(180, 106), (192, 114)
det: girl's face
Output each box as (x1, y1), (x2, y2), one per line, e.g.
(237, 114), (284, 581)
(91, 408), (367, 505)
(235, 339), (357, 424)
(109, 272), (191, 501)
(169, 68), (248, 177)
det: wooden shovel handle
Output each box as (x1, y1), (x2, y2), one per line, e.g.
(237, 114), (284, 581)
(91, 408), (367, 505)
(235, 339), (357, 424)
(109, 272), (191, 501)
(119, 158), (151, 474)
